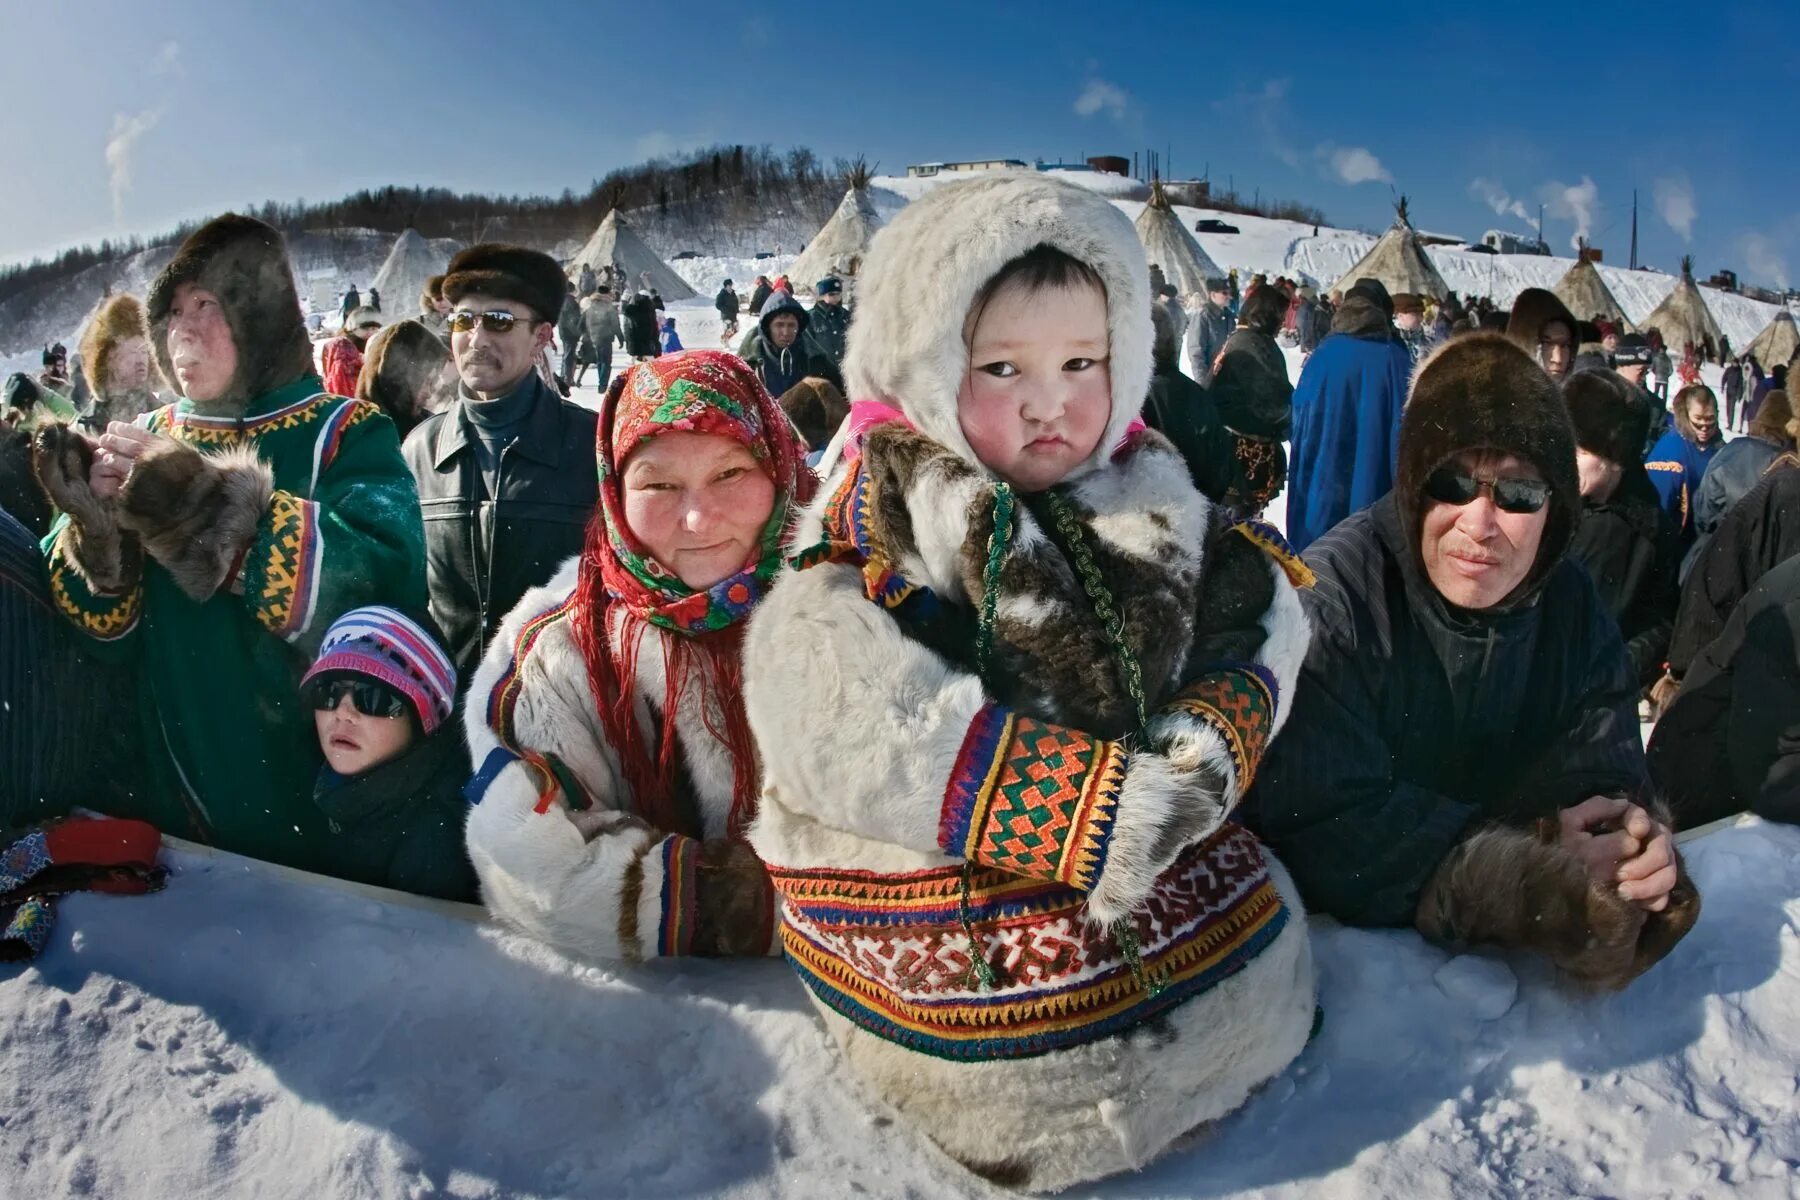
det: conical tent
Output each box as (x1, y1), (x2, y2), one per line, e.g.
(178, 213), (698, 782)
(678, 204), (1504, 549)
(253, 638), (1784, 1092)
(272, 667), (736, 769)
(1747, 309), (1800, 370)
(568, 210), (697, 301)
(1552, 257), (1635, 332)
(790, 163), (883, 295)
(1641, 258), (1725, 356)
(371, 228), (461, 318)
(1331, 197), (1451, 301)
(1134, 179), (1223, 299)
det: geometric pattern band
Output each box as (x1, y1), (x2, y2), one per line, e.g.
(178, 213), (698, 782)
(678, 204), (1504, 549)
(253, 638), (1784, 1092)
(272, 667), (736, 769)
(1161, 665), (1278, 795)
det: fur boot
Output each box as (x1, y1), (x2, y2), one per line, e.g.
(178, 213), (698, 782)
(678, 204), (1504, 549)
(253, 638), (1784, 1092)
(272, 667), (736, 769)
(30, 423), (140, 593)
(115, 437), (273, 601)
(1414, 820), (1702, 990)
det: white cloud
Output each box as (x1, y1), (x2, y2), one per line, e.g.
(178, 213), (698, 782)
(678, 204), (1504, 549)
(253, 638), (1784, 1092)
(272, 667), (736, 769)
(1320, 144), (1391, 186)
(1215, 78), (1298, 168)
(1074, 78), (1129, 121)
(1539, 176), (1601, 251)
(1654, 175), (1698, 242)
(152, 41), (182, 77)
(1469, 177), (1532, 224)
(1738, 231), (1790, 289)
(105, 108), (162, 222)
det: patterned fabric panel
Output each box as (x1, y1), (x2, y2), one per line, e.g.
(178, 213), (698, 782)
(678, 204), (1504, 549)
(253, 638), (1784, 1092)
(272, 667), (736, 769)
(244, 490), (322, 641)
(939, 704), (1125, 892)
(147, 393), (337, 448)
(770, 823), (1287, 1061)
(46, 530), (142, 643)
(1160, 664), (1279, 795)
(657, 835), (700, 957)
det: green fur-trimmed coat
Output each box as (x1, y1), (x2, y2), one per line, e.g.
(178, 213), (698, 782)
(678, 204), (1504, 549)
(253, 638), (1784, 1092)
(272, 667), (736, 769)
(45, 375), (427, 873)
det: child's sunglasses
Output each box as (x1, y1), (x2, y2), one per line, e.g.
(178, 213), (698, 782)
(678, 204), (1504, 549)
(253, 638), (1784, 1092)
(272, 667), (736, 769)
(306, 678), (409, 720)
(1423, 466), (1551, 515)
(446, 309), (525, 334)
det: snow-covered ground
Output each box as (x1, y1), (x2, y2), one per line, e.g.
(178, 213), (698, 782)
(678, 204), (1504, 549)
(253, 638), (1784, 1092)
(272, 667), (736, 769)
(2, 817), (1794, 1199)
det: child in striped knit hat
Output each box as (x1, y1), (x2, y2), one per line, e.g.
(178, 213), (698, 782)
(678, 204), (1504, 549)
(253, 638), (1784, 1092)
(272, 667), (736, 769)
(300, 606), (477, 901)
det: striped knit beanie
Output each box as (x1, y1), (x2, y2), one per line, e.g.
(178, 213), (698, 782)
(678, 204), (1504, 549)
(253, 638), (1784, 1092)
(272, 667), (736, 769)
(301, 607), (456, 733)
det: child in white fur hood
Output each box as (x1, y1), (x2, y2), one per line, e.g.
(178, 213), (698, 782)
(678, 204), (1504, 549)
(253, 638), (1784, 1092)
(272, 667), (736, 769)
(742, 174), (1319, 1192)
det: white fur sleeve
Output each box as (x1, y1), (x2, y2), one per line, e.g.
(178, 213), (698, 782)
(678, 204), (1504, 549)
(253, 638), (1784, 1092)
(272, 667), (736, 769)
(1146, 553), (1311, 813)
(744, 560), (1219, 925)
(461, 570), (698, 962)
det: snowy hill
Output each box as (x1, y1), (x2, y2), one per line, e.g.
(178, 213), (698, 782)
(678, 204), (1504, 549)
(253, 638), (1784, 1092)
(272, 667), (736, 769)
(1, 818), (1795, 1199)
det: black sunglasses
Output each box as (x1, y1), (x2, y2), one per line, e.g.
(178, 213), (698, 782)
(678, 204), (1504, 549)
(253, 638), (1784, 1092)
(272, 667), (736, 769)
(307, 678), (409, 720)
(447, 309), (529, 334)
(1423, 466), (1551, 515)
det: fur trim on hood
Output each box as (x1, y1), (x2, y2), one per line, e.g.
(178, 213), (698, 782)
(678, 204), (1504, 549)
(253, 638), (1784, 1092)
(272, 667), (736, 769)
(1504, 288), (1578, 354)
(1397, 332), (1580, 603)
(78, 293), (163, 401)
(145, 214), (314, 416)
(841, 173), (1150, 479)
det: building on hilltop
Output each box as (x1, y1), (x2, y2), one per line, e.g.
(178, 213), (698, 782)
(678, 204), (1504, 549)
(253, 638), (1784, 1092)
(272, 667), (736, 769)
(905, 159), (1029, 177)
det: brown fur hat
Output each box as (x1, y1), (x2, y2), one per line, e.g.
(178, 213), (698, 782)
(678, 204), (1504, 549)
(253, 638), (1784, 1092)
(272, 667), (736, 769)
(78, 293), (163, 400)
(356, 319), (450, 432)
(1398, 332), (1580, 601)
(776, 376), (849, 450)
(145, 214), (313, 414)
(1751, 388), (1793, 444)
(1563, 367), (1649, 468)
(441, 244), (564, 324)
(420, 274), (445, 313)
(1504, 288), (1578, 353)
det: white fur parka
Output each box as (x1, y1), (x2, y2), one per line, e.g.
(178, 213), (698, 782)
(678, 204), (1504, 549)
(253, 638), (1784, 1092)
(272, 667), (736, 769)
(742, 175), (1318, 1193)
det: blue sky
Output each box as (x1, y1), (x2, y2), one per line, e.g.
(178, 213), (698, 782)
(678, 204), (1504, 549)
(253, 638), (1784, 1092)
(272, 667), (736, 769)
(5, 1), (1798, 286)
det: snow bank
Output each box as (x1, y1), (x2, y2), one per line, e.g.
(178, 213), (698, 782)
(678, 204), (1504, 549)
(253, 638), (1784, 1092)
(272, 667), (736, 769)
(2, 819), (1795, 1198)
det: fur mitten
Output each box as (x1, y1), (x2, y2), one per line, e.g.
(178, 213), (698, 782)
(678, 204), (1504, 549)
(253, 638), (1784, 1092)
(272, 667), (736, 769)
(692, 839), (776, 957)
(116, 438), (273, 601)
(31, 423), (140, 593)
(1414, 822), (1702, 991)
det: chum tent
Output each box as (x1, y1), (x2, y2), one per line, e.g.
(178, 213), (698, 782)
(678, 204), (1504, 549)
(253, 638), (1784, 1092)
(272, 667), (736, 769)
(790, 162), (883, 295)
(568, 209), (697, 301)
(370, 229), (461, 319)
(1331, 197), (1451, 301)
(1746, 309), (1800, 370)
(1641, 257), (1726, 359)
(1134, 179), (1223, 299)
(1553, 256), (1635, 333)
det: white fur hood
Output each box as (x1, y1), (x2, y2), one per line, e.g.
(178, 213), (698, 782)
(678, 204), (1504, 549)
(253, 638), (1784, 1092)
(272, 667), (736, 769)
(841, 173), (1152, 481)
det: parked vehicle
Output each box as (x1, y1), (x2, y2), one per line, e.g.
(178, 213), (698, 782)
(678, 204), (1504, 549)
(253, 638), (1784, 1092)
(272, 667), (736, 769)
(1195, 218), (1241, 234)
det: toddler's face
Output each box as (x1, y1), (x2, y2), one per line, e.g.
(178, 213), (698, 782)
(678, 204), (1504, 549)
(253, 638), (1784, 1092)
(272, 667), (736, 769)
(957, 280), (1111, 492)
(314, 687), (415, 776)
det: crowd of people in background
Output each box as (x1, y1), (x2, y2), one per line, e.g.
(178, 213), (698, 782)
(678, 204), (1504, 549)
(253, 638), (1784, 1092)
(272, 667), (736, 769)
(0, 175), (1796, 1189)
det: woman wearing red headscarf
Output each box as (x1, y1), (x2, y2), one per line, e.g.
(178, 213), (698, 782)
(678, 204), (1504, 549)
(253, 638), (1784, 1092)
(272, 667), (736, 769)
(464, 350), (815, 961)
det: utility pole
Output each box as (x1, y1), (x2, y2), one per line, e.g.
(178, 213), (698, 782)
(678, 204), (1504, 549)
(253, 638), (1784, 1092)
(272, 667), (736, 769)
(1629, 189), (1639, 270)
(1537, 204), (1545, 252)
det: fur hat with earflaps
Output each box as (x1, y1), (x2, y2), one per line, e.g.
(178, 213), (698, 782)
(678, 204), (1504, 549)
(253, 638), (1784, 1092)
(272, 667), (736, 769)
(78, 294), (164, 402)
(1397, 332), (1581, 602)
(841, 172), (1151, 480)
(440, 244), (565, 325)
(145, 214), (313, 416)
(1504, 288), (1578, 353)
(1563, 368), (1650, 468)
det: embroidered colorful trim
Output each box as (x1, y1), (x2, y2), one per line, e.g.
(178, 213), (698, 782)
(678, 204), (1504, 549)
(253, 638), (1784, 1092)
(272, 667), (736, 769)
(1160, 665), (1279, 795)
(658, 834), (700, 957)
(792, 462), (923, 610)
(47, 533), (142, 642)
(311, 398), (380, 483)
(1232, 519), (1315, 589)
(485, 593), (579, 747)
(245, 490), (322, 641)
(939, 704), (1125, 892)
(147, 392), (338, 447)
(770, 823), (1288, 1060)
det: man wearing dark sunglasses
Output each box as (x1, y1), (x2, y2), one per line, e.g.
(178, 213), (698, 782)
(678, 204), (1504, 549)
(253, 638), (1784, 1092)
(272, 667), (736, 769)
(1253, 333), (1698, 991)
(402, 244), (599, 678)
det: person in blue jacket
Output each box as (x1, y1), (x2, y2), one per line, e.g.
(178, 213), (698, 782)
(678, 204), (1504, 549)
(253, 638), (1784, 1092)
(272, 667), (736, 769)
(1285, 277), (1415, 550)
(1646, 383), (1723, 542)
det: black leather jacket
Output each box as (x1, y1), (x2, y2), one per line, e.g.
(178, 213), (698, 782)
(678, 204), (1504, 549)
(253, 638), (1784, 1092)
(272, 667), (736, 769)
(403, 383), (598, 678)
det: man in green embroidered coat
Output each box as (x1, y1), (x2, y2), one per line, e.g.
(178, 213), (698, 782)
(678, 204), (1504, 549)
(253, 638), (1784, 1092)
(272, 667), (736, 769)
(32, 214), (427, 874)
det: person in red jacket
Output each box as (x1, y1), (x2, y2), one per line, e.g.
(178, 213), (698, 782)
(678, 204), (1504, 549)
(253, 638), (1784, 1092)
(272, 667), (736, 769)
(321, 307), (383, 396)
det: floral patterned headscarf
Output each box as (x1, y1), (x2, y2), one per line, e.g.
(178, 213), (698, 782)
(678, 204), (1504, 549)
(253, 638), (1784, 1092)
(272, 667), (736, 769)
(574, 350), (816, 838)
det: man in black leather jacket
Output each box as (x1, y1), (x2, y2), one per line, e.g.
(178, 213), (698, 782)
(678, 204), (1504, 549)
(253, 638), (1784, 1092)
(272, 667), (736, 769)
(403, 245), (599, 679)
